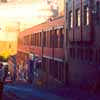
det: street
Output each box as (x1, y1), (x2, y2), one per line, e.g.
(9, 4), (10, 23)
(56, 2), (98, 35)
(1, 81), (100, 100)
(2, 81), (66, 100)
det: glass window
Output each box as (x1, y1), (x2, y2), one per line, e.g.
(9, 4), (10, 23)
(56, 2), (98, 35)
(35, 33), (37, 46)
(47, 31), (50, 47)
(33, 34), (35, 46)
(24, 36), (26, 45)
(84, 6), (89, 25)
(49, 59), (54, 75)
(43, 32), (46, 47)
(53, 61), (58, 79)
(25, 36), (28, 45)
(46, 31), (48, 47)
(50, 30), (53, 48)
(96, 2), (100, 24)
(59, 28), (64, 48)
(39, 32), (41, 46)
(31, 34), (34, 46)
(71, 12), (73, 28)
(54, 30), (58, 48)
(37, 33), (39, 46)
(69, 11), (73, 29)
(76, 9), (81, 27)
(58, 62), (64, 81)
(34, 34), (36, 46)
(33, 34), (34, 46)
(28, 35), (30, 45)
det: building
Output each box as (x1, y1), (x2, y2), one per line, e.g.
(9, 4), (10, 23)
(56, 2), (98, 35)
(0, 0), (7, 3)
(8, 55), (16, 81)
(65, 0), (100, 90)
(17, 16), (67, 86)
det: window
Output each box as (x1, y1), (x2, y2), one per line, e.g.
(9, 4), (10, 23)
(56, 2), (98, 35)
(47, 31), (51, 47)
(37, 33), (39, 46)
(49, 59), (54, 75)
(39, 32), (41, 46)
(96, 2), (100, 24)
(76, 9), (81, 27)
(34, 34), (36, 46)
(96, 49), (100, 64)
(53, 61), (59, 79)
(43, 32), (46, 47)
(42, 58), (47, 71)
(36, 34), (37, 46)
(59, 28), (64, 48)
(46, 31), (49, 47)
(31, 34), (34, 45)
(33, 34), (35, 45)
(70, 48), (73, 58)
(84, 6), (89, 25)
(24, 36), (29, 46)
(54, 30), (58, 48)
(24, 37), (26, 45)
(50, 30), (53, 48)
(48, 31), (51, 47)
(69, 11), (73, 29)
(58, 62), (64, 81)
(28, 35), (30, 45)
(70, 48), (75, 58)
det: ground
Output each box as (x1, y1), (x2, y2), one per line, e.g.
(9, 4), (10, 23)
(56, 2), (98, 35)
(2, 81), (100, 100)
(3, 81), (66, 100)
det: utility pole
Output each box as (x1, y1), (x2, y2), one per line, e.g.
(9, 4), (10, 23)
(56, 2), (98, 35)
(16, 21), (20, 69)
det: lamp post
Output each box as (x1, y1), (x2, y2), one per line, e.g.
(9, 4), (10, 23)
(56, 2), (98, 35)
(16, 21), (20, 73)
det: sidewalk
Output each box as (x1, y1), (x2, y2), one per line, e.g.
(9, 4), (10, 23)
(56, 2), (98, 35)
(31, 79), (100, 100)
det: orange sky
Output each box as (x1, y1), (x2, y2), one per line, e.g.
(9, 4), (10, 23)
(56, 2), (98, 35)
(0, 0), (64, 41)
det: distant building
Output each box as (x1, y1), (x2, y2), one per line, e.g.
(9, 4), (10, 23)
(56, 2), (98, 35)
(0, 41), (17, 58)
(8, 55), (16, 81)
(0, 0), (7, 3)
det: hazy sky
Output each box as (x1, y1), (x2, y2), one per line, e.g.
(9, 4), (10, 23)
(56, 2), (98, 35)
(0, 0), (47, 41)
(0, 0), (64, 41)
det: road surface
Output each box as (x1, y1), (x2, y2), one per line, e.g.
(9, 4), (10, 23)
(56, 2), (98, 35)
(3, 81), (66, 100)
(2, 81), (100, 100)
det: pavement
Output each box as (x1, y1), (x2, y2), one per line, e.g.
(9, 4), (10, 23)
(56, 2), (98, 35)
(2, 80), (66, 100)
(2, 80), (100, 100)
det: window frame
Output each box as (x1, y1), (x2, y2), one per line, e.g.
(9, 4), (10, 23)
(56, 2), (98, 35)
(84, 5), (89, 26)
(59, 28), (64, 48)
(69, 11), (73, 29)
(76, 8), (81, 27)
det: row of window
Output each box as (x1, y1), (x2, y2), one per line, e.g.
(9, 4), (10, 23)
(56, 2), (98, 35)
(43, 28), (64, 48)
(23, 28), (64, 48)
(42, 58), (64, 82)
(70, 48), (93, 61)
(70, 48), (100, 64)
(69, 2), (100, 29)
(31, 32), (41, 47)
(69, 6), (89, 29)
